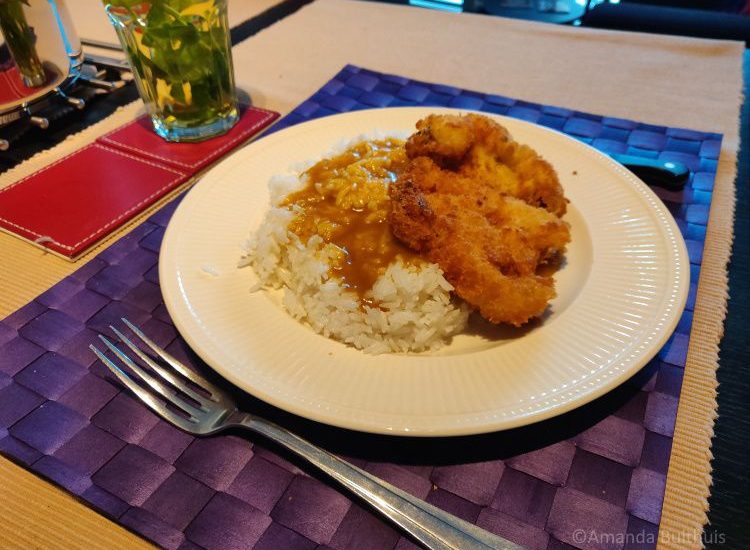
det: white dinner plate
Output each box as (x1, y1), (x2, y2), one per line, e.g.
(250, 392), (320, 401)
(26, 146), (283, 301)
(159, 107), (689, 436)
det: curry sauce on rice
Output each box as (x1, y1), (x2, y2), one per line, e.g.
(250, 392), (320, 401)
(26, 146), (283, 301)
(243, 113), (571, 354)
(283, 138), (420, 303)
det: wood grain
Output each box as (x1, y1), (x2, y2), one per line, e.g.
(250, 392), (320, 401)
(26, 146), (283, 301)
(0, 460), (152, 550)
(0, 1), (744, 547)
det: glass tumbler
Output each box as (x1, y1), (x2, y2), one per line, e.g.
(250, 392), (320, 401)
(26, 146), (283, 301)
(103, 0), (239, 142)
(0, 0), (46, 87)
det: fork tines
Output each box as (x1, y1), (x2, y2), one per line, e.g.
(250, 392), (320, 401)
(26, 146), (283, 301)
(89, 318), (223, 429)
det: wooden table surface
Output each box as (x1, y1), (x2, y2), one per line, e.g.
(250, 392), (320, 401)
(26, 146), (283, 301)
(0, 1), (746, 547)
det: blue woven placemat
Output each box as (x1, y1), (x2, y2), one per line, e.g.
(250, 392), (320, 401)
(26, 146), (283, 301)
(0, 65), (720, 550)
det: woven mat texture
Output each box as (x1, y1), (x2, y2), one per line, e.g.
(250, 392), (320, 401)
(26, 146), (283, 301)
(0, 65), (721, 550)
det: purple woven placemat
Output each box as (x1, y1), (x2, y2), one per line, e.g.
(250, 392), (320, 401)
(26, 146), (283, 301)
(0, 65), (719, 550)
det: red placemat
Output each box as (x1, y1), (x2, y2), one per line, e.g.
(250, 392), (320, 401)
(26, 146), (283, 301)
(0, 105), (279, 259)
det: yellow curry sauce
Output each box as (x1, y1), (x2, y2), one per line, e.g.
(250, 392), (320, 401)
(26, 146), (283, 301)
(283, 139), (421, 300)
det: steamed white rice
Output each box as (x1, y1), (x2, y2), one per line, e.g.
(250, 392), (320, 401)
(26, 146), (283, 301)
(240, 134), (470, 354)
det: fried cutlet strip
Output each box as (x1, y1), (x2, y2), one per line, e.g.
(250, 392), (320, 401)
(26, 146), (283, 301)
(390, 174), (561, 325)
(405, 113), (568, 216)
(402, 157), (570, 268)
(389, 114), (571, 326)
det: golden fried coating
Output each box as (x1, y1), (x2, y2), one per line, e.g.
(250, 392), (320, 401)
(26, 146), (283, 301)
(406, 113), (568, 216)
(389, 114), (571, 326)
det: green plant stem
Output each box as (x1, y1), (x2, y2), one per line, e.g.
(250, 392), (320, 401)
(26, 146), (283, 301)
(0, 0), (45, 87)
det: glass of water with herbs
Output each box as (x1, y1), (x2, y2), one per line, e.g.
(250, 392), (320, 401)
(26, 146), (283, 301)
(103, 0), (238, 142)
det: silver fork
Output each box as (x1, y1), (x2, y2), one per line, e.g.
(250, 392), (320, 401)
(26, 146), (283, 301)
(90, 318), (523, 550)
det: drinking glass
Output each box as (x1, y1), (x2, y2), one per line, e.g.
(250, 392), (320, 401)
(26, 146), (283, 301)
(103, 0), (239, 142)
(0, 0), (46, 87)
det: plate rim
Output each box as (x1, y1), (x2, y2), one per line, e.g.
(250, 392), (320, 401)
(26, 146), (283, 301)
(159, 106), (690, 436)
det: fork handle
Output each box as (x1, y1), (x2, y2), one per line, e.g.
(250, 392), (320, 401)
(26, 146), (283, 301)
(237, 415), (521, 550)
